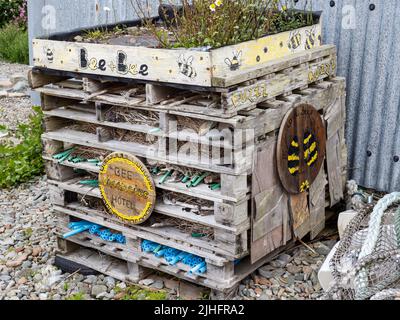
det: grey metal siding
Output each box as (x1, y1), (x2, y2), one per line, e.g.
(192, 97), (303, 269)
(294, 0), (400, 192)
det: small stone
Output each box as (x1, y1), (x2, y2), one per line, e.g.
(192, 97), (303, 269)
(52, 294), (61, 300)
(114, 292), (125, 300)
(104, 276), (115, 289)
(32, 247), (42, 257)
(313, 242), (331, 256)
(21, 261), (32, 269)
(84, 275), (97, 284)
(150, 280), (164, 290)
(254, 287), (263, 296)
(91, 284), (108, 297)
(0, 90), (7, 98)
(277, 253), (292, 265)
(6, 253), (28, 268)
(303, 266), (313, 275)
(0, 275), (11, 281)
(254, 275), (271, 286)
(295, 273), (304, 281)
(17, 277), (27, 285)
(139, 279), (154, 286)
(116, 282), (127, 290)
(74, 36), (84, 42)
(96, 292), (109, 299)
(39, 293), (48, 300)
(33, 274), (43, 282)
(287, 265), (301, 274)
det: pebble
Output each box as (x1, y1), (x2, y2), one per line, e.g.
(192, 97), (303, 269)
(139, 279), (155, 286)
(91, 285), (108, 297)
(150, 280), (164, 290)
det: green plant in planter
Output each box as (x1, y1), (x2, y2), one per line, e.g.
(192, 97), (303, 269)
(0, 106), (44, 188)
(132, 0), (315, 49)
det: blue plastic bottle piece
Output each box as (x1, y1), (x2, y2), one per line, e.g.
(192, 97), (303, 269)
(108, 234), (116, 242)
(189, 261), (206, 275)
(155, 248), (167, 258)
(114, 234), (125, 244)
(89, 225), (100, 235)
(63, 225), (91, 239)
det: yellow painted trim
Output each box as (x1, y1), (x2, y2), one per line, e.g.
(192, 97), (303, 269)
(99, 156), (154, 223)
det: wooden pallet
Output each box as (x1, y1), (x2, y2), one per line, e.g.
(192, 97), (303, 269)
(40, 79), (345, 180)
(56, 233), (295, 294)
(48, 177), (249, 260)
(31, 45), (336, 118)
(31, 15), (322, 88)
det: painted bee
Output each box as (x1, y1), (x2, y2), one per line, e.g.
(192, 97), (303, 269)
(178, 54), (197, 78)
(288, 30), (302, 51)
(303, 131), (318, 167)
(43, 46), (54, 63)
(288, 136), (300, 176)
(305, 27), (317, 50)
(225, 50), (243, 71)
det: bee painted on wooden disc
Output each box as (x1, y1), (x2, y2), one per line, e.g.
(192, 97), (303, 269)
(277, 104), (326, 194)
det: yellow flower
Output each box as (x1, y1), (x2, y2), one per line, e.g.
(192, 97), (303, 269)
(282, 5), (287, 11)
(210, 3), (216, 11)
(215, 0), (223, 6)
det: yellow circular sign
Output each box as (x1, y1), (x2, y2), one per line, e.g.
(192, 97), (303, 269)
(99, 152), (156, 224)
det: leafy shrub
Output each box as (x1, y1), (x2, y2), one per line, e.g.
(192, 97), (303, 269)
(0, 23), (29, 64)
(0, 107), (44, 189)
(134, 0), (315, 49)
(0, 0), (26, 28)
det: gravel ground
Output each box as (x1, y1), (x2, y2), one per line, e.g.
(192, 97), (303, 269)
(0, 62), (32, 130)
(0, 61), (336, 300)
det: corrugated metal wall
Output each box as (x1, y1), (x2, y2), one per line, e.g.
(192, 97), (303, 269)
(28, 0), (400, 192)
(297, 0), (400, 192)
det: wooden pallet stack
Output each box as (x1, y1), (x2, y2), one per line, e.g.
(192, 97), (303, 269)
(30, 38), (346, 297)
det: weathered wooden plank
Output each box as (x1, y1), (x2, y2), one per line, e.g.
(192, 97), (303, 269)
(33, 39), (213, 86)
(212, 45), (334, 87)
(28, 69), (67, 89)
(48, 178), (249, 234)
(309, 167), (327, 240)
(211, 23), (323, 83)
(289, 192), (310, 239)
(224, 54), (336, 111)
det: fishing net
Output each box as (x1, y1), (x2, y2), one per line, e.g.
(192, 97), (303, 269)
(326, 192), (400, 300)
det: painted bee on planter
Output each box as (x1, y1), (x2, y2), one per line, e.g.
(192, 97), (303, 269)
(43, 46), (55, 63)
(225, 50), (243, 71)
(288, 30), (302, 51)
(305, 26), (317, 50)
(178, 54), (197, 78)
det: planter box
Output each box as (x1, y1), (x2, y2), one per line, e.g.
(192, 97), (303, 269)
(32, 13), (322, 88)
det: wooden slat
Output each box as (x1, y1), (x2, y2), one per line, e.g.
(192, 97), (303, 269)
(212, 45), (336, 87)
(48, 178), (249, 234)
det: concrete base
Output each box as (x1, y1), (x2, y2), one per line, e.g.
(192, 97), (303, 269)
(318, 242), (340, 292)
(318, 210), (358, 292)
(338, 210), (357, 239)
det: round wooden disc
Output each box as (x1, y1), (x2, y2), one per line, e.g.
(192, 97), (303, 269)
(98, 152), (156, 224)
(277, 104), (326, 194)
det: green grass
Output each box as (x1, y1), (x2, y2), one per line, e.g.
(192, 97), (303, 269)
(0, 106), (44, 188)
(0, 23), (29, 64)
(66, 292), (85, 300)
(119, 285), (168, 300)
